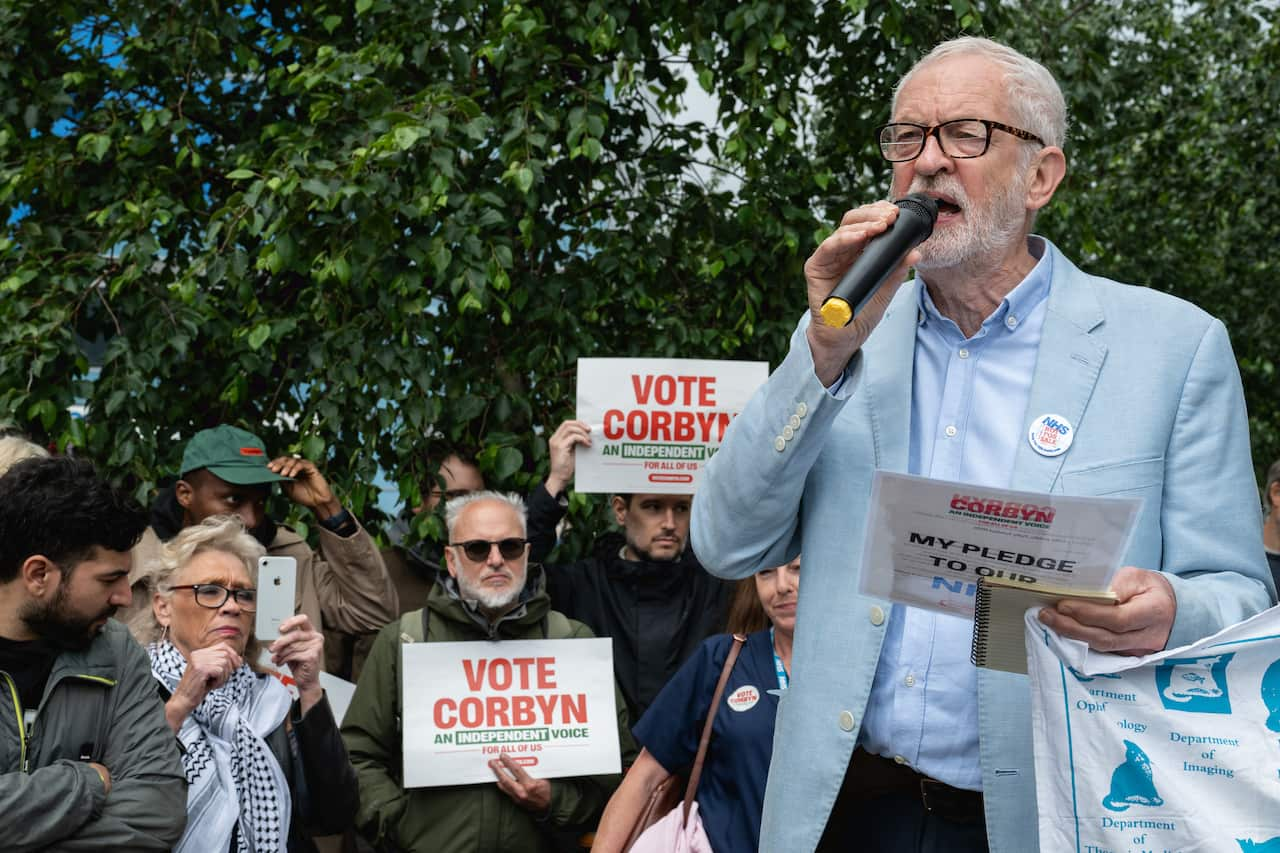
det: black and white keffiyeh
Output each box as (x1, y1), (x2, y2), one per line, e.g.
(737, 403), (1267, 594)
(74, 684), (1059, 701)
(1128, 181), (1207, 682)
(149, 640), (292, 853)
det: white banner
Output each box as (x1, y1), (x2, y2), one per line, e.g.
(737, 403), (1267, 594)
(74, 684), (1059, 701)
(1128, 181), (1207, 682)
(1027, 606), (1280, 853)
(402, 638), (620, 788)
(859, 471), (1141, 616)
(574, 357), (768, 494)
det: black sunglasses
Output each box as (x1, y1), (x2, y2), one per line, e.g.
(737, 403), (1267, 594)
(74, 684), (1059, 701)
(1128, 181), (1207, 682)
(449, 538), (527, 562)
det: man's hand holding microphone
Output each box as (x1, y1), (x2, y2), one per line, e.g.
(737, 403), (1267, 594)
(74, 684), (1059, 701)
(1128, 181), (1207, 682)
(805, 195), (938, 385)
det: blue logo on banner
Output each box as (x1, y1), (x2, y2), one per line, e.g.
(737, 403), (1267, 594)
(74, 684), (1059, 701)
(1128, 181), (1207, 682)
(1155, 654), (1235, 714)
(1238, 838), (1280, 852)
(1260, 659), (1280, 732)
(1102, 740), (1163, 812)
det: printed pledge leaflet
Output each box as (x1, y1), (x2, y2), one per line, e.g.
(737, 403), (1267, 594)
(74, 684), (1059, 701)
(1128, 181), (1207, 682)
(1026, 606), (1280, 852)
(859, 471), (1141, 617)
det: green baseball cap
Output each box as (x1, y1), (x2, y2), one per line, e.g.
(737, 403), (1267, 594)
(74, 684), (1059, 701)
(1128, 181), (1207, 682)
(179, 425), (293, 485)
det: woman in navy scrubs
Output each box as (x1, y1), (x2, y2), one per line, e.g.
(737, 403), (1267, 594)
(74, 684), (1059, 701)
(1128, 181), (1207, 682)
(592, 556), (800, 852)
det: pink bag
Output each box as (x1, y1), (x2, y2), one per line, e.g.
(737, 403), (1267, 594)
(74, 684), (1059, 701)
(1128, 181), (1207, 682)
(627, 801), (713, 853)
(625, 634), (747, 853)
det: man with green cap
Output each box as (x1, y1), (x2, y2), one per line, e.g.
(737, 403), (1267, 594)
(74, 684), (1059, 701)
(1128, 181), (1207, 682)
(124, 425), (397, 670)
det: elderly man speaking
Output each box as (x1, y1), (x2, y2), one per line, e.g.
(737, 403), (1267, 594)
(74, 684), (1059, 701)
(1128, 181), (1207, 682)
(692, 36), (1273, 853)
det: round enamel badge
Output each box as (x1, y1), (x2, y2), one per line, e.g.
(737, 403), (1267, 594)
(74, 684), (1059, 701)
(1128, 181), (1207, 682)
(726, 685), (760, 712)
(1028, 413), (1074, 457)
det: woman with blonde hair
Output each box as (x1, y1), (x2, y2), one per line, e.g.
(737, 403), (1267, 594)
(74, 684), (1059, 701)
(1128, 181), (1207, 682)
(135, 515), (358, 852)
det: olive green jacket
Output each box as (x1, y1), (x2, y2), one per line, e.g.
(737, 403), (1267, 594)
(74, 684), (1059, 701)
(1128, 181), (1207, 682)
(0, 619), (187, 850)
(341, 569), (637, 852)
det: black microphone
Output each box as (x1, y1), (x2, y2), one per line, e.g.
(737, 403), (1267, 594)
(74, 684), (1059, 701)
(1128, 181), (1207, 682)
(819, 193), (938, 327)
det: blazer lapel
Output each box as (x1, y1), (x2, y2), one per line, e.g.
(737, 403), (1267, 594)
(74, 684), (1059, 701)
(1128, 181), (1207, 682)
(863, 278), (920, 472)
(1010, 246), (1108, 493)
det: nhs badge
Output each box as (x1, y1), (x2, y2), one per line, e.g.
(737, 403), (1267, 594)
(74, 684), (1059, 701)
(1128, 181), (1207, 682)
(1028, 413), (1074, 457)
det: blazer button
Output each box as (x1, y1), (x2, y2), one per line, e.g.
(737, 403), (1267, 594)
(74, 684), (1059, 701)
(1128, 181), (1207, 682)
(782, 425), (795, 441)
(869, 605), (885, 626)
(773, 436), (786, 452)
(838, 710), (855, 732)
(789, 414), (801, 429)
(796, 402), (808, 418)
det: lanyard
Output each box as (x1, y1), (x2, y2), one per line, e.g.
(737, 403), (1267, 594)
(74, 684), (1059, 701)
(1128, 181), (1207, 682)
(770, 627), (789, 691)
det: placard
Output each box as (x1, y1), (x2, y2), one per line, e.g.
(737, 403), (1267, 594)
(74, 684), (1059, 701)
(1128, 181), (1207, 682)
(575, 357), (768, 494)
(402, 638), (620, 788)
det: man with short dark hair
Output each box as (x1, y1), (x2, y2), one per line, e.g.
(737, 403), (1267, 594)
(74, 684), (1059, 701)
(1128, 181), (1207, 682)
(126, 424), (396, 672)
(342, 491), (634, 853)
(1264, 459), (1280, 588)
(0, 456), (187, 849)
(527, 420), (731, 722)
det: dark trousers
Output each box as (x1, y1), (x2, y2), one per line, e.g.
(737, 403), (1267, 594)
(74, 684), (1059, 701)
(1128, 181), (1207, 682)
(817, 749), (989, 853)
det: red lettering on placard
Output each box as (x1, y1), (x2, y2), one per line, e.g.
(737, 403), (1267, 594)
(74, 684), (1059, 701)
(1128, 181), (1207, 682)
(650, 410), (672, 441)
(537, 657), (556, 689)
(631, 375), (654, 404)
(463, 660), (485, 692)
(486, 696), (510, 727)
(512, 695), (536, 726)
(561, 693), (587, 724)
(434, 698), (456, 727)
(698, 377), (716, 406)
(603, 409), (624, 439)
(674, 411), (695, 441)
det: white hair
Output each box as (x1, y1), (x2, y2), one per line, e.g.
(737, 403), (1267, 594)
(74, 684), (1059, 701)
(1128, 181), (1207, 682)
(893, 36), (1069, 153)
(130, 515), (266, 648)
(444, 490), (527, 539)
(0, 435), (49, 477)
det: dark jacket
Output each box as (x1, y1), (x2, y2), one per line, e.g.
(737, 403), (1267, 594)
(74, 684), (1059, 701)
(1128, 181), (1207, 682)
(264, 693), (361, 852)
(328, 513), (443, 681)
(0, 620), (187, 851)
(341, 568), (636, 853)
(528, 485), (733, 721)
(157, 677), (360, 853)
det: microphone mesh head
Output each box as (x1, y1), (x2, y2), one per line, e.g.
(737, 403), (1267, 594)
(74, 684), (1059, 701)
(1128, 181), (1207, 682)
(897, 193), (939, 240)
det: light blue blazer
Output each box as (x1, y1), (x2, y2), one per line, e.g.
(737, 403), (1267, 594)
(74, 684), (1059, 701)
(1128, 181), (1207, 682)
(691, 241), (1274, 853)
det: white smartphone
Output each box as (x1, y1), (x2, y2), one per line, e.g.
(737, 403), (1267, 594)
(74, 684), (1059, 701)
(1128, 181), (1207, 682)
(255, 555), (297, 642)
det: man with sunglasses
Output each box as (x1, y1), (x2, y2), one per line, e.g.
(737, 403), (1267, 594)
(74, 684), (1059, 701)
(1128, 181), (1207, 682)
(692, 37), (1273, 853)
(125, 424), (396, 674)
(342, 490), (635, 853)
(327, 449), (487, 682)
(0, 456), (187, 849)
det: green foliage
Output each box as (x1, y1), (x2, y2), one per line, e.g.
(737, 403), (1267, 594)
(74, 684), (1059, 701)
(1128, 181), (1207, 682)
(1, 0), (1276, 557)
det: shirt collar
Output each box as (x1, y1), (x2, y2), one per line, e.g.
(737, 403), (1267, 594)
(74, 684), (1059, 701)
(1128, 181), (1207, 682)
(916, 235), (1053, 335)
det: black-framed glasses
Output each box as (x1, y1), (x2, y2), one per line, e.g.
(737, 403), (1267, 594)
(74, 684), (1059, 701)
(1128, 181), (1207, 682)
(449, 538), (527, 562)
(876, 118), (1045, 162)
(170, 584), (258, 611)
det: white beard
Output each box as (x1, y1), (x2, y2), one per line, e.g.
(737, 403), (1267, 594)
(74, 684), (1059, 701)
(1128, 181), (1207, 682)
(908, 171), (1028, 271)
(457, 571), (522, 612)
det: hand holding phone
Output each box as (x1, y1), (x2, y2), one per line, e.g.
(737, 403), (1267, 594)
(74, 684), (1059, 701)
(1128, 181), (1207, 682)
(255, 556), (298, 642)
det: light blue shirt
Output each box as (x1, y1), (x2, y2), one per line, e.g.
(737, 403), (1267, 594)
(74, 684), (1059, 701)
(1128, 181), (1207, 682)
(858, 237), (1053, 791)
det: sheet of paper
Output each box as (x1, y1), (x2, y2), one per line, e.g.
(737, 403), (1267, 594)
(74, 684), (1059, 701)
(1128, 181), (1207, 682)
(858, 471), (1141, 616)
(402, 638), (621, 788)
(574, 357), (768, 494)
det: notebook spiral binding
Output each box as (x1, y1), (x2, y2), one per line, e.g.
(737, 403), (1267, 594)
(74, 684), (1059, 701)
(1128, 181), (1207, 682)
(970, 577), (994, 667)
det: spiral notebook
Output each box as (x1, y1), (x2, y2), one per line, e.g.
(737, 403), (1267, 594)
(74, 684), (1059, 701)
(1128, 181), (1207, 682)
(970, 576), (1117, 675)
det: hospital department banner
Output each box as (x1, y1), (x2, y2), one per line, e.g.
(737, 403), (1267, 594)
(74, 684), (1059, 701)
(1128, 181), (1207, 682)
(1026, 606), (1280, 852)
(402, 638), (620, 788)
(575, 357), (768, 494)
